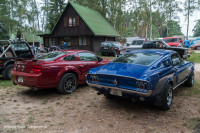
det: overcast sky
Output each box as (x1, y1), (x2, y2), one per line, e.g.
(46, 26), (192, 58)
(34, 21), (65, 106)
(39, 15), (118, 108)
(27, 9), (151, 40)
(176, 0), (200, 37)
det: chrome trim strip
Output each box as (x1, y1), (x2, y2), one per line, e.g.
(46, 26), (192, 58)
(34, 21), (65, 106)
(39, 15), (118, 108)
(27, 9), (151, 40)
(173, 78), (187, 90)
(88, 83), (152, 97)
(87, 73), (148, 82)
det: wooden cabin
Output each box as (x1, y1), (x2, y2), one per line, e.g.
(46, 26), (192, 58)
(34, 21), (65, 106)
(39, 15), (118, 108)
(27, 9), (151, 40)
(38, 2), (120, 53)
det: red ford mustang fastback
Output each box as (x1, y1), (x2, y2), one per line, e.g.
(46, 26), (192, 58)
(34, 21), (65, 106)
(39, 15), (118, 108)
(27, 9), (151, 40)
(11, 50), (110, 94)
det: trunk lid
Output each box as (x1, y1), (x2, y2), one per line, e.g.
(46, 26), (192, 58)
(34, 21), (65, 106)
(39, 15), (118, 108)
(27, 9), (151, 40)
(96, 63), (149, 79)
(14, 59), (44, 73)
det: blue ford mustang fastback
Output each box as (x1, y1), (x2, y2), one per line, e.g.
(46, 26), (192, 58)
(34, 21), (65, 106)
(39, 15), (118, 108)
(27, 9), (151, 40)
(87, 49), (194, 110)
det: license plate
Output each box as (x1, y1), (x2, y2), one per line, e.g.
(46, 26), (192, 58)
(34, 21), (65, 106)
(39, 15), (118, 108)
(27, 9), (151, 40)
(103, 47), (108, 49)
(18, 76), (23, 82)
(110, 89), (122, 96)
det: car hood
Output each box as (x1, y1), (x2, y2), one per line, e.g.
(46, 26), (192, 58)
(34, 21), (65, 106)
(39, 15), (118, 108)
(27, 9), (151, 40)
(93, 63), (149, 79)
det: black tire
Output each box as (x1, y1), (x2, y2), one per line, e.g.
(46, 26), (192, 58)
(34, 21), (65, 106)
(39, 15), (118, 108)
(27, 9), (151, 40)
(57, 73), (78, 94)
(161, 84), (173, 110)
(2, 64), (13, 80)
(184, 71), (194, 87)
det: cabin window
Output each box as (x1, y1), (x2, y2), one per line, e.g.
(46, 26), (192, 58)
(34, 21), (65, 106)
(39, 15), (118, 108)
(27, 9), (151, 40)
(69, 18), (73, 27)
(79, 37), (86, 46)
(64, 17), (79, 27)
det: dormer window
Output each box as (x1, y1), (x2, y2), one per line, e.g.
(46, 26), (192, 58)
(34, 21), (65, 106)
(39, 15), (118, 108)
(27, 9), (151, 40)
(64, 17), (79, 27)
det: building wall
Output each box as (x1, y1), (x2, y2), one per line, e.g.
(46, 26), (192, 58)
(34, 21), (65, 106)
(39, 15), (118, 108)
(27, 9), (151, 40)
(52, 4), (93, 37)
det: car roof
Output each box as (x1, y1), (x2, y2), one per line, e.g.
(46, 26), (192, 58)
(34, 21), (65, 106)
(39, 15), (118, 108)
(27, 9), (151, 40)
(129, 49), (176, 56)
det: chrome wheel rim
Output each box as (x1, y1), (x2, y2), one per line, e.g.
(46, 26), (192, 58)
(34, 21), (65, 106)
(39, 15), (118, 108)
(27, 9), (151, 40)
(64, 76), (76, 92)
(167, 88), (173, 106)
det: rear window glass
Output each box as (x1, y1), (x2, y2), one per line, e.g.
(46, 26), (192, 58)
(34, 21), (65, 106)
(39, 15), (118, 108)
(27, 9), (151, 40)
(131, 40), (144, 45)
(113, 53), (161, 66)
(101, 42), (113, 47)
(12, 43), (29, 51)
(35, 51), (68, 61)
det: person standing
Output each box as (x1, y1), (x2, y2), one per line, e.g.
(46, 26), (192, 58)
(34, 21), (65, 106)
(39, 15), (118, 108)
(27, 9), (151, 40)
(119, 43), (127, 55)
(184, 40), (190, 48)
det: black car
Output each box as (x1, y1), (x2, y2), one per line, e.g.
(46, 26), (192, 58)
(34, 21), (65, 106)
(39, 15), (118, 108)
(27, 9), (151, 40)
(100, 41), (121, 57)
(0, 40), (34, 80)
(142, 40), (190, 59)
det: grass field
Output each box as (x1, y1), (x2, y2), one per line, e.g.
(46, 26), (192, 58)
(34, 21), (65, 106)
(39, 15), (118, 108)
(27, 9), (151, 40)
(187, 51), (200, 63)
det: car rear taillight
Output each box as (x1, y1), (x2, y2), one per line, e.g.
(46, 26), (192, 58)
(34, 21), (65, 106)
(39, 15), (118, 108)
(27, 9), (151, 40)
(117, 49), (119, 53)
(110, 47), (113, 50)
(13, 64), (17, 71)
(0, 60), (3, 66)
(184, 50), (187, 55)
(136, 81), (148, 90)
(30, 65), (42, 74)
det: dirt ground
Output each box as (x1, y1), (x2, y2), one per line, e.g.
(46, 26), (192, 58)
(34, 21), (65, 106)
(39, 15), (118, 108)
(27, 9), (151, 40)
(0, 72), (200, 133)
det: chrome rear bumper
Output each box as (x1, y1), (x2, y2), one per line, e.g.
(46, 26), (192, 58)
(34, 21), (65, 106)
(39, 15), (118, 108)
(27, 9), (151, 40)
(88, 83), (152, 97)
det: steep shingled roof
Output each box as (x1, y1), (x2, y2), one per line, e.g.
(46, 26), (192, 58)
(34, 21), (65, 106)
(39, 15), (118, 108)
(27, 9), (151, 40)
(40, 2), (120, 37)
(69, 2), (120, 37)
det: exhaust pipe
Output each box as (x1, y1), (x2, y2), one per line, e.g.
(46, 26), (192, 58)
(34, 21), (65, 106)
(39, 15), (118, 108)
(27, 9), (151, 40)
(97, 91), (103, 95)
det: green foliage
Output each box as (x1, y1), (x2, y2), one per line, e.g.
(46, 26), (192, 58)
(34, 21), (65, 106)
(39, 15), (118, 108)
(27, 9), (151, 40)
(193, 20), (200, 37)
(0, 0), (185, 39)
(44, 0), (67, 31)
(186, 52), (200, 63)
(0, 80), (13, 87)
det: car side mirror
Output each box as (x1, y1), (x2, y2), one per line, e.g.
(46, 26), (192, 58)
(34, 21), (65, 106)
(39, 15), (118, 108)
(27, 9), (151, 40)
(172, 59), (180, 66)
(180, 40), (183, 43)
(127, 43), (130, 46)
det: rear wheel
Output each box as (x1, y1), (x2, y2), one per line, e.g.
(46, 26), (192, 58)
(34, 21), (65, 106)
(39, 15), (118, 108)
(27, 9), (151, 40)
(2, 64), (13, 80)
(57, 73), (78, 94)
(161, 84), (173, 110)
(184, 71), (194, 87)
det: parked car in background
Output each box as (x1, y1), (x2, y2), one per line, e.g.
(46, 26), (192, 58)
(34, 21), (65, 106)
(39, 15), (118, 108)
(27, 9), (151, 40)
(11, 50), (110, 94)
(0, 40), (34, 80)
(142, 40), (190, 59)
(49, 46), (61, 52)
(163, 37), (182, 47)
(190, 43), (200, 50)
(126, 37), (140, 45)
(100, 41), (121, 57)
(189, 38), (200, 48)
(87, 49), (194, 110)
(126, 39), (145, 52)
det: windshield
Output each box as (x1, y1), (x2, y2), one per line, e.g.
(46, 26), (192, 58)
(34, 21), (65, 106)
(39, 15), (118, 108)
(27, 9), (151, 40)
(131, 40), (144, 45)
(35, 51), (68, 61)
(112, 53), (161, 66)
(163, 38), (178, 43)
(12, 43), (29, 51)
